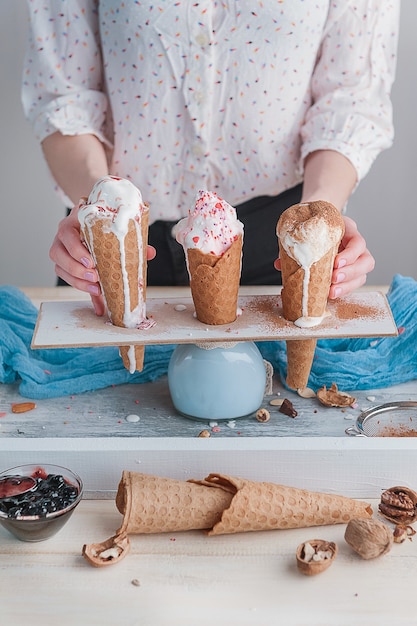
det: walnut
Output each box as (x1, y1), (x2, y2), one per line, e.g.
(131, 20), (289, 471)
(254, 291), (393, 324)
(379, 486), (417, 524)
(296, 539), (337, 576)
(316, 383), (356, 407)
(344, 518), (393, 559)
(256, 408), (270, 423)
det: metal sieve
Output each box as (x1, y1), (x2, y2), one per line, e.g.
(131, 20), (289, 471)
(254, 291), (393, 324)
(345, 401), (417, 437)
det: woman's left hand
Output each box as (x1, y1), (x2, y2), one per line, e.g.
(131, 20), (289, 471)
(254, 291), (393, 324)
(329, 215), (375, 299)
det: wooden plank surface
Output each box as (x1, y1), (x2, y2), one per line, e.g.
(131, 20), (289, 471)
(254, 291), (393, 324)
(1, 498), (416, 626)
(31, 291), (396, 348)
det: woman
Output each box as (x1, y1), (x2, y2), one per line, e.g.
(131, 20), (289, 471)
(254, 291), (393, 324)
(22, 1), (399, 316)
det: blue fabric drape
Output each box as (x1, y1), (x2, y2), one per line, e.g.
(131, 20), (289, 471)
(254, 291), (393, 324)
(0, 274), (415, 399)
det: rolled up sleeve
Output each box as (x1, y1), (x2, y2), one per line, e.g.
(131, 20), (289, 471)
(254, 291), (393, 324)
(22, 0), (111, 147)
(300, 0), (400, 182)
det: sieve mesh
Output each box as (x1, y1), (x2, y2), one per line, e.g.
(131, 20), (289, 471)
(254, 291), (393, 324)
(356, 402), (417, 437)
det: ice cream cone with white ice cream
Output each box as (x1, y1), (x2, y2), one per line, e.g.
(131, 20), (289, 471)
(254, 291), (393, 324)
(175, 190), (244, 325)
(78, 176), (151, 373)
(277, 201), (345, 390)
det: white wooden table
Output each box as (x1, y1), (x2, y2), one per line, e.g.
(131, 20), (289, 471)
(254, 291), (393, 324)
(1, 286), (417, 625)
(1, 498), (416, 626)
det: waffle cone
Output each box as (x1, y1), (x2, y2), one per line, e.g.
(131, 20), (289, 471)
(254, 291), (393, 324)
(115, 472), (233, 535)
(186, 234), (242, 325)
(279, 245), (335, 390)
(277, 201), (344, 390)
(193, 474), (372, 536)
(285, 338), (317, 391)
(279, 246), (335, 322)
(81, 208), (149, 372)
(82, 472), (372, 567)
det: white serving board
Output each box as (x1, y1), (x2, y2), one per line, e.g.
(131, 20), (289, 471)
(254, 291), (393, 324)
(31, 291), (396, 349)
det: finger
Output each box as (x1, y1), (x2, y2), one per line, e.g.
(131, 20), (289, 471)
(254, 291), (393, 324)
(329, 272), (367, 299)
(147, 245), (156, 261)
(332, 247), (375, 288)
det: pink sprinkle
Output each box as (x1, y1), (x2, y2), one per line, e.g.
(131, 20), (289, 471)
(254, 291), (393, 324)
(44, 369), (51, 375)
(192, 236), (199, 243)
(0, 412), (6, 418)
(170, 537), (176, 542)
(135, 400), (140, 404)
(66, 406), (71, 410)
(212, 426), (221, 432)
(398, 326), (405, 334)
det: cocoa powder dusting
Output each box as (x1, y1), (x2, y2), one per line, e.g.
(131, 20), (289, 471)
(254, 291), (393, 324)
(378, 425), (417, 437)
(335, 300), (381, 321)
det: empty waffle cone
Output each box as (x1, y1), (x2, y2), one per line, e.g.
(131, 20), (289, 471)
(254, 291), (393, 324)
(187, 234), (242, 325)
(285, 339), (317, 391)
(193, 474), (372, 535)
(81, 207), (149, 372)
(277, 201), (344, 390)
(82, 472), (372, 567)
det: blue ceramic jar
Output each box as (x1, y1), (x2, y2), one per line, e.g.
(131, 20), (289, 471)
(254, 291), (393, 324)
(168, 341), (266, 421)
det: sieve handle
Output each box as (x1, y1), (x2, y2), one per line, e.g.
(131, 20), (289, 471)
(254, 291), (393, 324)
(345, 425), (366, 437)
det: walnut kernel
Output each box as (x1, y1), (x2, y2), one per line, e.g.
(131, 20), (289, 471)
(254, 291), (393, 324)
(379, 486), (417, 524)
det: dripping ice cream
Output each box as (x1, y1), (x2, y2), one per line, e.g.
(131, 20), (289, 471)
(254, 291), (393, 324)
(78, 175), (151, 372)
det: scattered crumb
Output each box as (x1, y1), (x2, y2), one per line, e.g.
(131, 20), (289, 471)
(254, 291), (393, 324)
(198, 429), (210, 438)
(366, 395), (376, 402)
(131, 579), (141, 587)
(174, 304), (187, 312)
(269, 398), (284, 407)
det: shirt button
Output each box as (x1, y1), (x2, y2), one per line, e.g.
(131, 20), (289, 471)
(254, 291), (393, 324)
(193, 90), (205, 104)
(192, 144), (204, 157)
(195, 33), (209, 47)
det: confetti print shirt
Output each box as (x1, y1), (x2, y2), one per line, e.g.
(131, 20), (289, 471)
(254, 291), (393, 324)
(22, 1), (399, 221)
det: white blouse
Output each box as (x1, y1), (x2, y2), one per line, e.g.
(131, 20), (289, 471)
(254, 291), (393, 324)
(22, 0), (399, 221)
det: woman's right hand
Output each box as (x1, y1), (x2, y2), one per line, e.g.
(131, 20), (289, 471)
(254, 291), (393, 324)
(49, 204), (156, 317)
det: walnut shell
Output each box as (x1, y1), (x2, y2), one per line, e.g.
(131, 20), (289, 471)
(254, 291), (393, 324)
(378, 486), (417, 524)
(317, 383), (356, 407)
(296, 539), (337, 576)
(344, 518), (393, 559)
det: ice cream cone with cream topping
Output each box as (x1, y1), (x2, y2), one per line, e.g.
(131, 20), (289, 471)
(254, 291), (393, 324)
(277, 201), (345, 390)
(78, 176), (150, 373)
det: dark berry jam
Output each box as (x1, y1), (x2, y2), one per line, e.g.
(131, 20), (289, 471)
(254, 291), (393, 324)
(0, 466), (82, 542)
(0, 472), (79, 519)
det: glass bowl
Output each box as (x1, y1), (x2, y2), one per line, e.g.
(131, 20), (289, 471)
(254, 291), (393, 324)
(0, 463), (83, 542)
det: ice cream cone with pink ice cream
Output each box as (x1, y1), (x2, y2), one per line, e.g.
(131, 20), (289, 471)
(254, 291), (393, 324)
(78, 175), (152, 373)
(277, 201), (345, 391)
(175, 190), (244, 325)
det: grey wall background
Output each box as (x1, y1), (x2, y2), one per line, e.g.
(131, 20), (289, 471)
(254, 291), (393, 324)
(1, 2), (415, 288)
